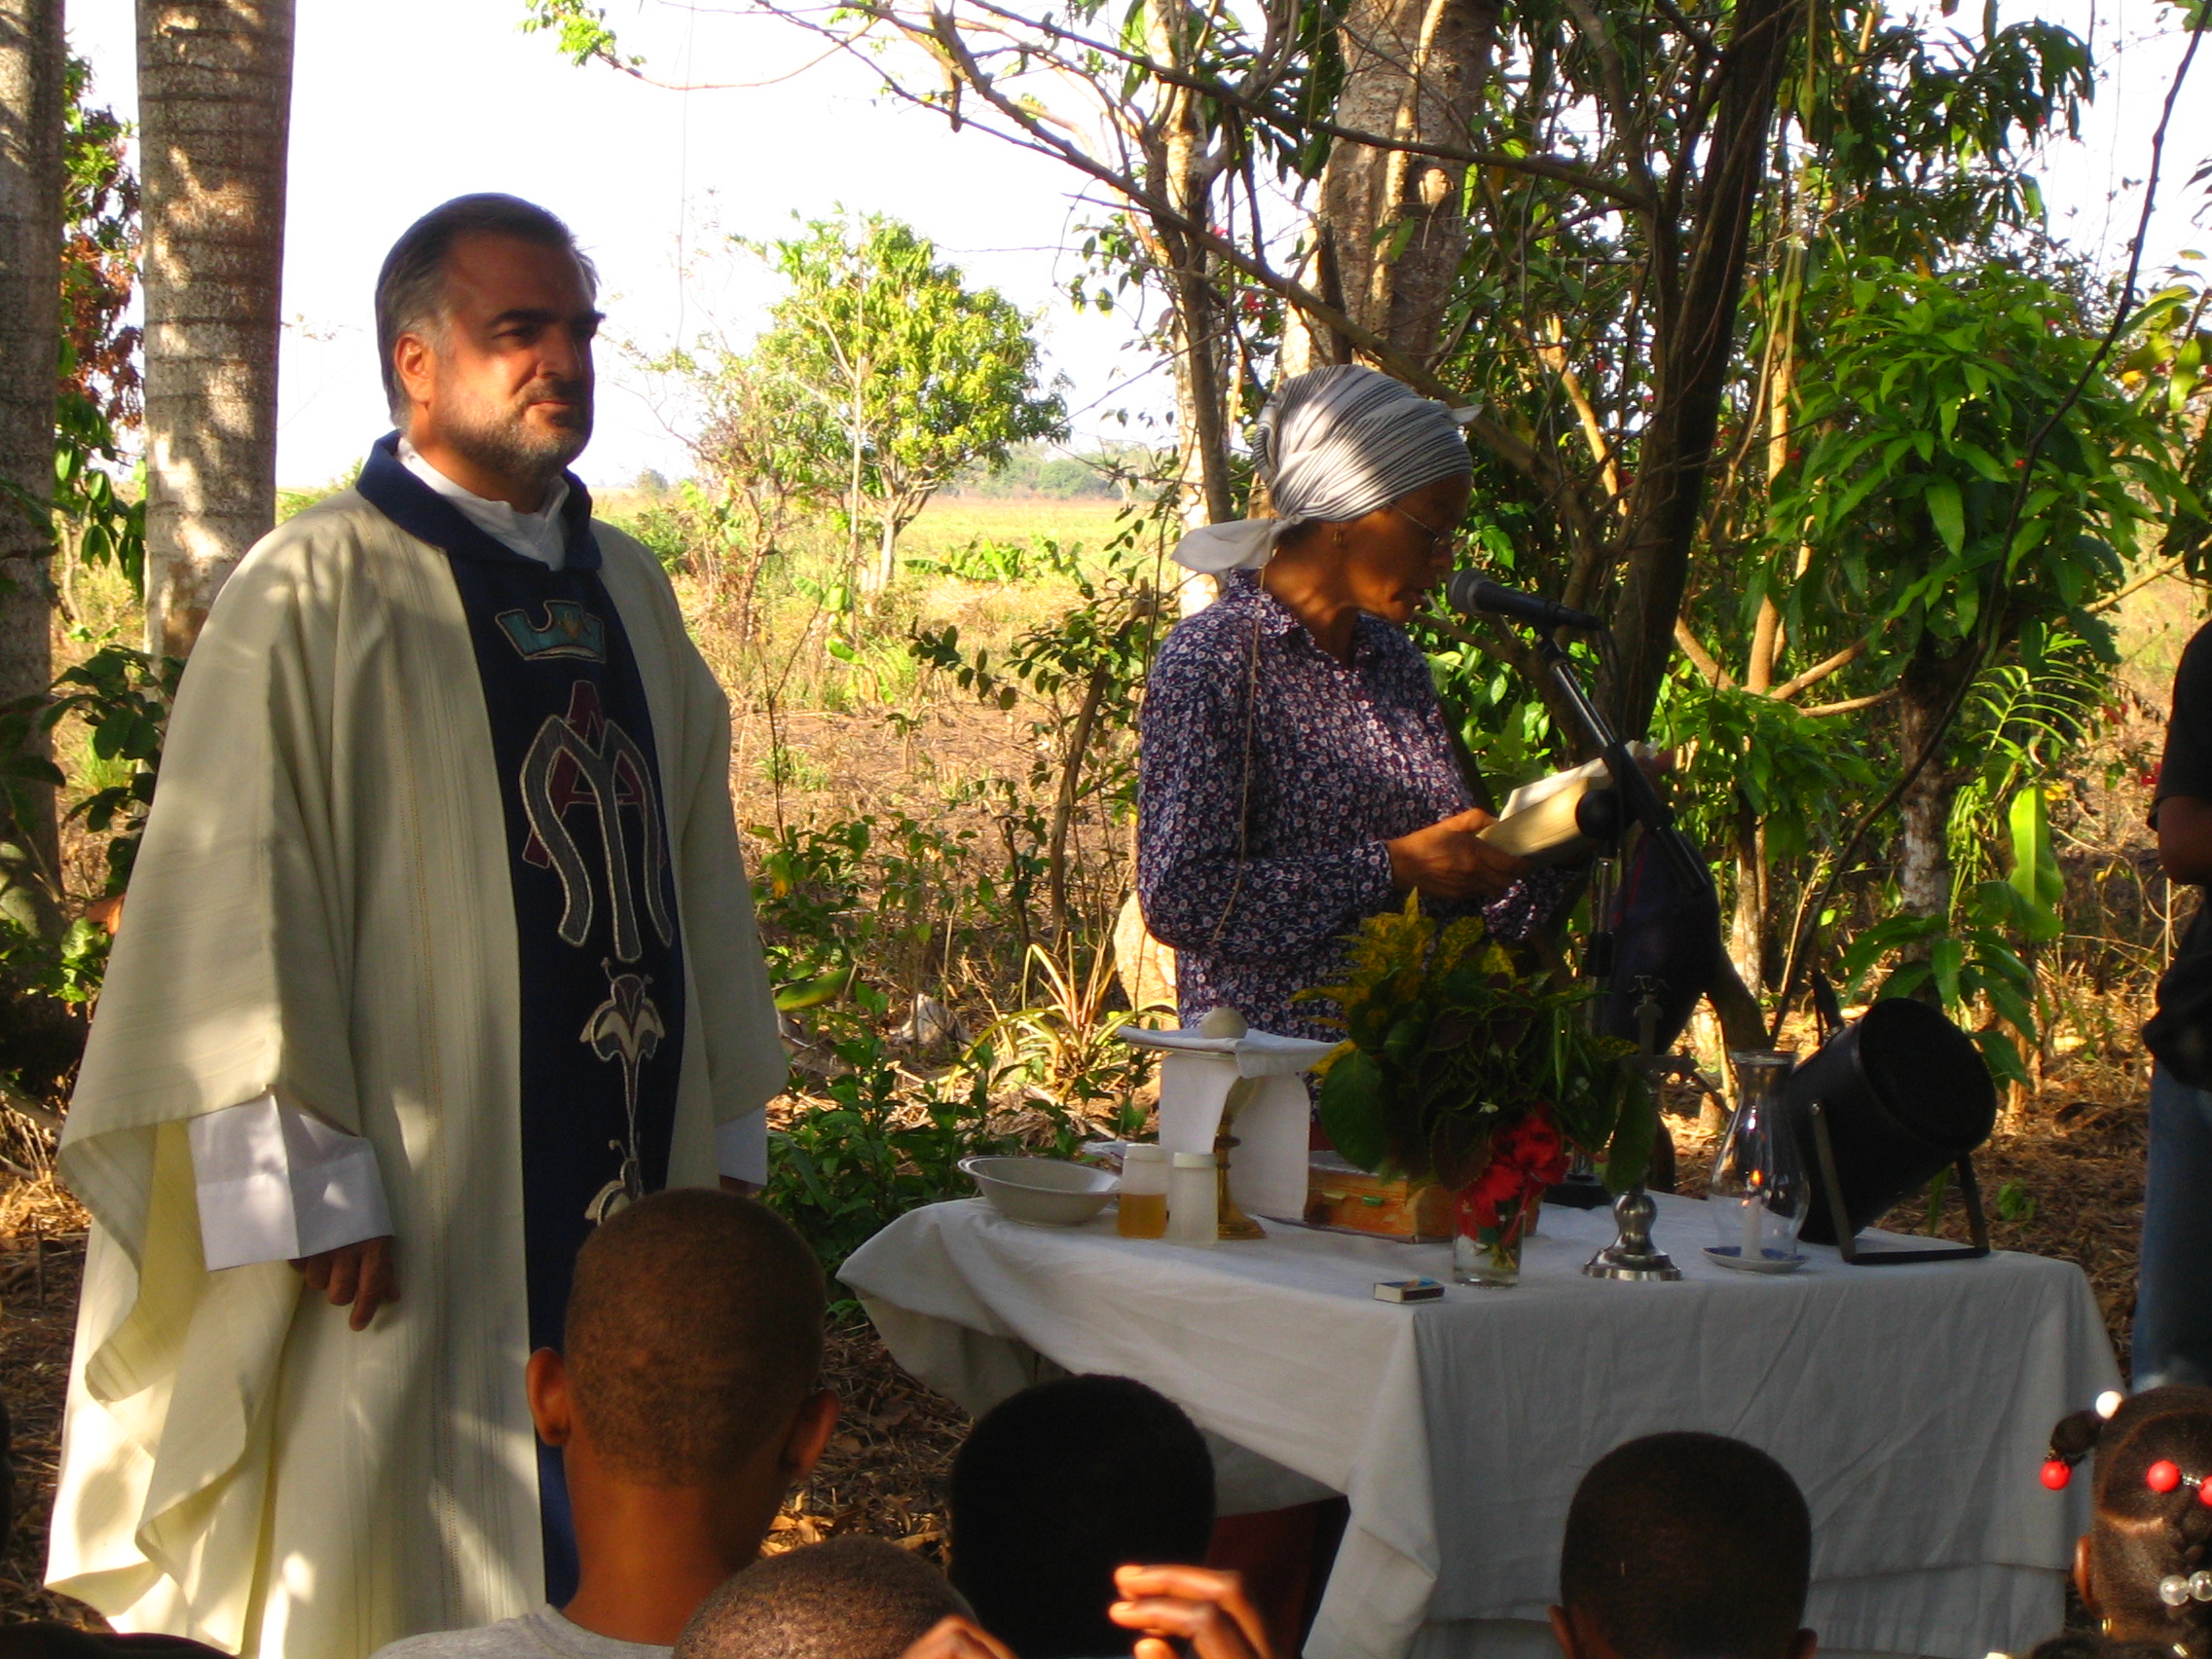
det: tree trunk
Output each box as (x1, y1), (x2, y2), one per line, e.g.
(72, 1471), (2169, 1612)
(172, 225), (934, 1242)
(874, 511), (897, 594)
(1312, 0), (1502, 371)
(1607, 0), (1804, 739)
(0, 0), (63, 937)
(136, 0), (293, 659)
(1896, 637), (1972, 923)
(1728, 797), (1766, 993)
(1147, 0), (1233, 616)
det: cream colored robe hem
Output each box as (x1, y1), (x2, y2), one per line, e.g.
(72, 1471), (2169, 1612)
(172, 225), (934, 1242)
(47, 493), (785, 1657)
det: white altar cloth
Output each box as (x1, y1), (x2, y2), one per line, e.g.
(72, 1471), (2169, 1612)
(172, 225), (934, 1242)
(839, 1193), (2119, 1659)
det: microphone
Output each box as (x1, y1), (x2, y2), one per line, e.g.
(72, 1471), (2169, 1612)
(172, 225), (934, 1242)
(1445, 571), (1603, 633)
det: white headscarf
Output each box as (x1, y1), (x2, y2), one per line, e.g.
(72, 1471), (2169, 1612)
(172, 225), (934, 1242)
(1173, 364), (1479, 573)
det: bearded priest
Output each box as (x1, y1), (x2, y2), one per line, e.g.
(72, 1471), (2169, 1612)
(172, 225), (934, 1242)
(45, 195), (786, 1656)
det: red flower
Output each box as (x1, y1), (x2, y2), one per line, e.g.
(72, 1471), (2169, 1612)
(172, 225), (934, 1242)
(1458, 1160), (1526, 1231)
(1456, 1110), (1570, 1230)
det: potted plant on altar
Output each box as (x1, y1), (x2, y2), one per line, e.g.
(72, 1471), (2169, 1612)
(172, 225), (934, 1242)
(1300, 895), (1649, 1287)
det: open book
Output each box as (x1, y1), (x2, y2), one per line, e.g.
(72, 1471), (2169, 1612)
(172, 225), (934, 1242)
(1475, 742), (1655, 864)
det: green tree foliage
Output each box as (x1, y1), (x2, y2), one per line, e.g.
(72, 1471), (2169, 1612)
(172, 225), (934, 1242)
(1765, 262), (2171, 674)
(752, 213), (1068, 592)
(55, 53), (142, 596)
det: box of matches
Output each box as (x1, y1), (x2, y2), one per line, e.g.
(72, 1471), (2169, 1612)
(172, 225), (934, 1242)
(1373, 1276), (1445, 1304)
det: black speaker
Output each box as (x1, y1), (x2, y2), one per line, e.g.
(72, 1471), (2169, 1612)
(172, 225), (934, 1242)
(1783, 997), (1997, 1245)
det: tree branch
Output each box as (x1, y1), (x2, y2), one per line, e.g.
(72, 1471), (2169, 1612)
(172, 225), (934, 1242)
(1797, 685), (1898, 718)
(1674, 617), (1736, 689)
(1766, 633), (1869, 700)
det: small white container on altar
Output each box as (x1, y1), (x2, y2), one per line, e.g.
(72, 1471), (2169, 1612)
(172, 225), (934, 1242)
(1167, 1153), (1219, 1246)
(1116, 1016), (1339, 1225)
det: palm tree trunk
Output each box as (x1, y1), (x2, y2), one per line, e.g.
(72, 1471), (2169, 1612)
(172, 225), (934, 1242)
(136, 0), (294, 658)
(0, 0), (63, 937)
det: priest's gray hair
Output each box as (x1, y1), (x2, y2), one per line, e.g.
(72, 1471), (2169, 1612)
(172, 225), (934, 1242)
(374, 194), (600, 423)
(1172, 364), (1477, 573)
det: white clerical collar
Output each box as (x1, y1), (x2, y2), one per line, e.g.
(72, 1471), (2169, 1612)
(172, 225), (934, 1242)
(397, 435), (571, 571)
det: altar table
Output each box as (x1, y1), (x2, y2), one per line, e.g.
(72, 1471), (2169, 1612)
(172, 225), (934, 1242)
(838, 1192), (2120, 1659)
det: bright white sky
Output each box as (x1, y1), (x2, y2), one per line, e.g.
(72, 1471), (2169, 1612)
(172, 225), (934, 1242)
(58, 0), (2212, 491)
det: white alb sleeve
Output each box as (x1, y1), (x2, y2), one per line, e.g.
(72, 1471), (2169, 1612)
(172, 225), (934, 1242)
(715, 1111), (769, 1187)
(185, 1093), (394, 1272)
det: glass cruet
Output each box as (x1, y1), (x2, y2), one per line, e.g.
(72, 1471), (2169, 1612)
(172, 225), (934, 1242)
(1710, 1050), (1808, 1264)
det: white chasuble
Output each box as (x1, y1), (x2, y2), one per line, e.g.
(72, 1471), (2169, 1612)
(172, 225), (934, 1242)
(46, 481), (785, 1655)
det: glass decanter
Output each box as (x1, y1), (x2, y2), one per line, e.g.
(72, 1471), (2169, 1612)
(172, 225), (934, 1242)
(1710, 1051), (1808, 1265)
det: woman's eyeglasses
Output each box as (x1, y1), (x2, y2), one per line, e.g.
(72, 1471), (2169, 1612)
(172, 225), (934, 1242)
(1393, 505), (1461, 564)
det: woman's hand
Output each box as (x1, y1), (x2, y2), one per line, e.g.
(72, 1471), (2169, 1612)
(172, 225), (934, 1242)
(1386, 809), (1529, 902)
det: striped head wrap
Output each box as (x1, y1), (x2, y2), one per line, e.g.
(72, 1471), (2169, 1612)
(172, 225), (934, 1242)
(1172, 364), (1479, 573)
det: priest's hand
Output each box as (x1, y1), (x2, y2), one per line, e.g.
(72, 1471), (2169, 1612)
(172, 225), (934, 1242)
(1386, 808), (1529, 903)
(293, 1235), (399, 1331)
(1110, 1565), (1274, 1659)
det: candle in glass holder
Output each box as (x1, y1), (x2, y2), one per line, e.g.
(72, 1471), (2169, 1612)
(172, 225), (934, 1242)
(1712, 1051), (1806, 1264)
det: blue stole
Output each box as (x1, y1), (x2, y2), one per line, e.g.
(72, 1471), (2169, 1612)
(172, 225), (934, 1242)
(355, 433), (686, 1603)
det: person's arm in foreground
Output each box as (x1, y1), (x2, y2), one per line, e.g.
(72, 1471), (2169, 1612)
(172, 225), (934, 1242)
(1110, 1564), (1275, 1659)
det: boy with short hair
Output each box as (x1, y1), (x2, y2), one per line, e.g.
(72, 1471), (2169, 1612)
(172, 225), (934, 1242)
(375, 1191), (837, 1658)
(946, 1376), (1215, 1659)
(1551, 1432), (1817, 1659)
(673, 1536), (969, 1659)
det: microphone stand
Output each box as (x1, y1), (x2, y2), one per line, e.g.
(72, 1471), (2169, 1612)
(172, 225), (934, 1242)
(1515, 628), (1692, 1281)
(1531, 633), (1709, 896)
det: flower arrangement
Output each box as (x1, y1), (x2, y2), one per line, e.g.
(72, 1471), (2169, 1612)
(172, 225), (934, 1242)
(1300, 894), (1649, 1200)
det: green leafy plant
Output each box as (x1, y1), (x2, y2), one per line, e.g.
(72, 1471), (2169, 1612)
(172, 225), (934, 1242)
(1832, 881), (2039, 1087)
(1302, 895), (1642, 1191)
(763, 1032), (1083, 1286)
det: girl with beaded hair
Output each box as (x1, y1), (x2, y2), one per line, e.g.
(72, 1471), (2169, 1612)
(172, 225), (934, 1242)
(2035, 1385), (2212, 1659)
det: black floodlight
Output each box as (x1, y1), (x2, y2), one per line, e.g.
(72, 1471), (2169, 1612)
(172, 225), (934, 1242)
(1782, 997), (1996, 1264)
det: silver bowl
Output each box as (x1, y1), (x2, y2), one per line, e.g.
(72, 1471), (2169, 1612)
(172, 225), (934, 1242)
(960, 1156), (1120, 1226)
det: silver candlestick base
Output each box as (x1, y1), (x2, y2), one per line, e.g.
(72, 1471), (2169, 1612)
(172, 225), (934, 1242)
(1584, 1187), (1682, 1280)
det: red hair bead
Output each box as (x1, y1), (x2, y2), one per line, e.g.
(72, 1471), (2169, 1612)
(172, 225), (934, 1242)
(2197, 1481), (2212, 1508)
(2041, 1460), (2073, 1491)
(2149, 1460), (2184, 1493)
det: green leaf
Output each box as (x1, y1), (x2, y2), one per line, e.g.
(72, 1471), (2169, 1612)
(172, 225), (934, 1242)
(1927, 478), (1966, 556)
(774, 965), (854, 1012)
(1600, 1069), (1655, 1194)
(2006, 784), (2066, 931)
(1317, 1048), (1391, 1174)
(1931, 935), (1966, 1013)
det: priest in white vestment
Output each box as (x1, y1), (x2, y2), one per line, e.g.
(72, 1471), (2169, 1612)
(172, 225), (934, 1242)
(47, 195), (787, 1656)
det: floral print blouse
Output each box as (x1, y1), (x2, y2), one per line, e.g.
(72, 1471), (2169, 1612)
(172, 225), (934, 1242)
(1137, 574), (1559, 1042)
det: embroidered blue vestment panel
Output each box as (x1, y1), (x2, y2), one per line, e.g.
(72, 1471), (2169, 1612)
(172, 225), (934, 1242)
(355, 433), (687, 1602)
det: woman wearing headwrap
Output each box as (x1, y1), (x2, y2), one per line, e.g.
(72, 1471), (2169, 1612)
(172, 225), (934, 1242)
(1137, 364), (1538, 1043)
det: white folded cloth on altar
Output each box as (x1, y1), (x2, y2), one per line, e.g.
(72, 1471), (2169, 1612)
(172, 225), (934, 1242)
(841, 1193), (2119, 1659)
(1115, 1025), (1342, 1076)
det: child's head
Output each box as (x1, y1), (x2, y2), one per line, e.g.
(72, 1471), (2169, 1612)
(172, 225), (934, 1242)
(529, 1189), (832, 1510)
(2055, 1385), (2212, 1650)
(1555, 1432), (1814, 1659)
(948, 1375), (1215, 1659)
(674, 1537), (971, 1659)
